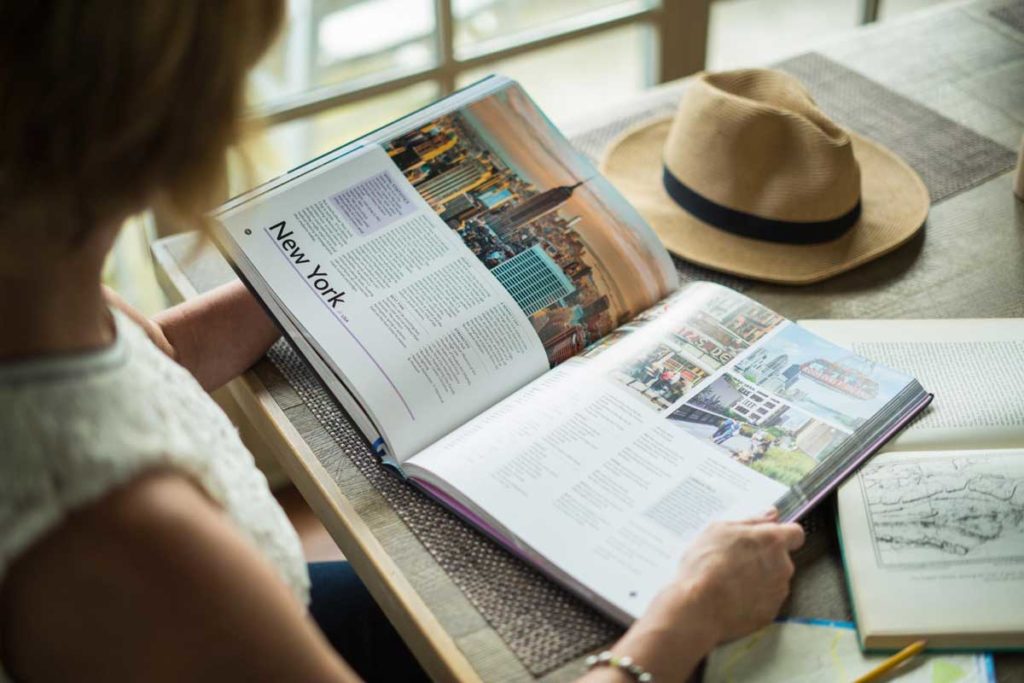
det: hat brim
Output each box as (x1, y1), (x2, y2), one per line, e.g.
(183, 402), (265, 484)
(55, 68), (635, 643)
(599, 117), (929, 285)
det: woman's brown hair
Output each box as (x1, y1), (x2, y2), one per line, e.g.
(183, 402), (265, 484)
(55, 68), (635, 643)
(0, 1), (284, 250)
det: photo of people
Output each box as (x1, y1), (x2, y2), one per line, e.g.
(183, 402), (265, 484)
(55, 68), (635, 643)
(734, 324), (913, 430)
(611, 342), (709, 410)
(379, 84), (677, 367)
(668, 374), (849, 487)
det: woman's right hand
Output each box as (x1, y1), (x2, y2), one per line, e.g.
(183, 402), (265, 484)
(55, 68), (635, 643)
(671, 510), (804, 641)
(581, 511), (804, 683)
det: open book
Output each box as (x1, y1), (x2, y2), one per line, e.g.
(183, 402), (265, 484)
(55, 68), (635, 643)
(212, 76), (930, 623)
(805, 319), (1024, 650)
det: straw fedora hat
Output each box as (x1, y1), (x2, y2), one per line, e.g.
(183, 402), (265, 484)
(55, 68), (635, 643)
(601, 69), (928, 284)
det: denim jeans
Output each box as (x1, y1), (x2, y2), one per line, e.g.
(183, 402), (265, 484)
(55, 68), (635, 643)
(308, 562), (429, 682)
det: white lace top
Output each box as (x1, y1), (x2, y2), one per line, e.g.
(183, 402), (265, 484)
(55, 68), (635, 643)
(0, 309), (310, 676)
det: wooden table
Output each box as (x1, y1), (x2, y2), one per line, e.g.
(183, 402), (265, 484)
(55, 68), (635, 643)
(154, 1), (1024, 680)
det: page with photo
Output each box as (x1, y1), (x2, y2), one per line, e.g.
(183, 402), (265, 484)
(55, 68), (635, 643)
(404, 282), (925, 621)
(213, 78), (677, 461)
(732, 324), (914, 432)
(667, 375), (849, 488)
(837, 447), (1024, 650)
(216, 143), (552, 461)
(575, 284), (911, 497)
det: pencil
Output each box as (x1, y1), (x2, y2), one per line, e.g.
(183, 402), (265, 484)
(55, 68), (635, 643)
(852, 640), (927, 683)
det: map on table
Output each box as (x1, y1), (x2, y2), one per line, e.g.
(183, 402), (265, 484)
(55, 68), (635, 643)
(859, 450), (1024, 568)
(703, 619), (994, 683)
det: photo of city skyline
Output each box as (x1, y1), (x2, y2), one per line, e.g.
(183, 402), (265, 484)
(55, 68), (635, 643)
(380, 84), (676, 367)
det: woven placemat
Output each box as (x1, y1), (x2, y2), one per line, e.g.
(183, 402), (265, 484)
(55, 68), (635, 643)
(574, 53), (1016, 209)
(777, 53), (1017, 203)
(992, 0), (1024, 32)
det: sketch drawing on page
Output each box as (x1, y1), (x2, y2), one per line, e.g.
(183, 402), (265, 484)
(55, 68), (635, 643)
(861, 451), (1024, 568)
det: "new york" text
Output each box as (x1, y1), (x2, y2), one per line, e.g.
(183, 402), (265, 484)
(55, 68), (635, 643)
(267, 220), (346, 309)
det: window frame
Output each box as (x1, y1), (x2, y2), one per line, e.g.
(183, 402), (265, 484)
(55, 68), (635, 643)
(252, 0), (708, 126)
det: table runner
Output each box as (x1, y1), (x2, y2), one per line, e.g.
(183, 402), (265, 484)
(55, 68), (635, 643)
(575, 52), (1015, 207)
(267, 54), (1017, 676)
(777, 53), (1017, 203)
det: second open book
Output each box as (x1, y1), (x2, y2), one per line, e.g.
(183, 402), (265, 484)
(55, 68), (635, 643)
(212, 76), (929, 623)
(806, 319), (1024, 651)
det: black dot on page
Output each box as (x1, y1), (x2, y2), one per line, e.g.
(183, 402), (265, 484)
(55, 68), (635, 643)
(244, 228), (252, 235)
(629, 591), (638, 598)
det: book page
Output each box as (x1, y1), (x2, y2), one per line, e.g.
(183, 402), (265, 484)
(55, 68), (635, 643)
(407, 284), (918, 620)
(802, 319), (1024, 451)
(838, 449), (1024, 647)
(214, 79), (677, 459)
(218, 144), (549, 460)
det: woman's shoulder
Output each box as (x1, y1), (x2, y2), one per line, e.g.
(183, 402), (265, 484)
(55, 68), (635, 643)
(0, 470), (320, 682)
(0, 305), (301, 570)
(0, 304), (310, 626)
(0, 304), (242, 481)
(1, 471), (209, 676)
(0, 308), (236, 548)
(7, 469), (221, 585)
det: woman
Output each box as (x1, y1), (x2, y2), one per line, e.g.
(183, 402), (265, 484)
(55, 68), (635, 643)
(0, 3), (804, 681)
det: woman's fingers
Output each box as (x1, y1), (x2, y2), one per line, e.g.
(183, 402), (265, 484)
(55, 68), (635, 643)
(738, 508), (779, 524)
(776, 523), (806, 551)
(744, 520), (806, 552)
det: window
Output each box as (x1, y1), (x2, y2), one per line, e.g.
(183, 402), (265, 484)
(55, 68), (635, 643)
(240, 0), (707, 186)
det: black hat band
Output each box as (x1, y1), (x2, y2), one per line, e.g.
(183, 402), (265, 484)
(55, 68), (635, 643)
(662, 166), (861, 245)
